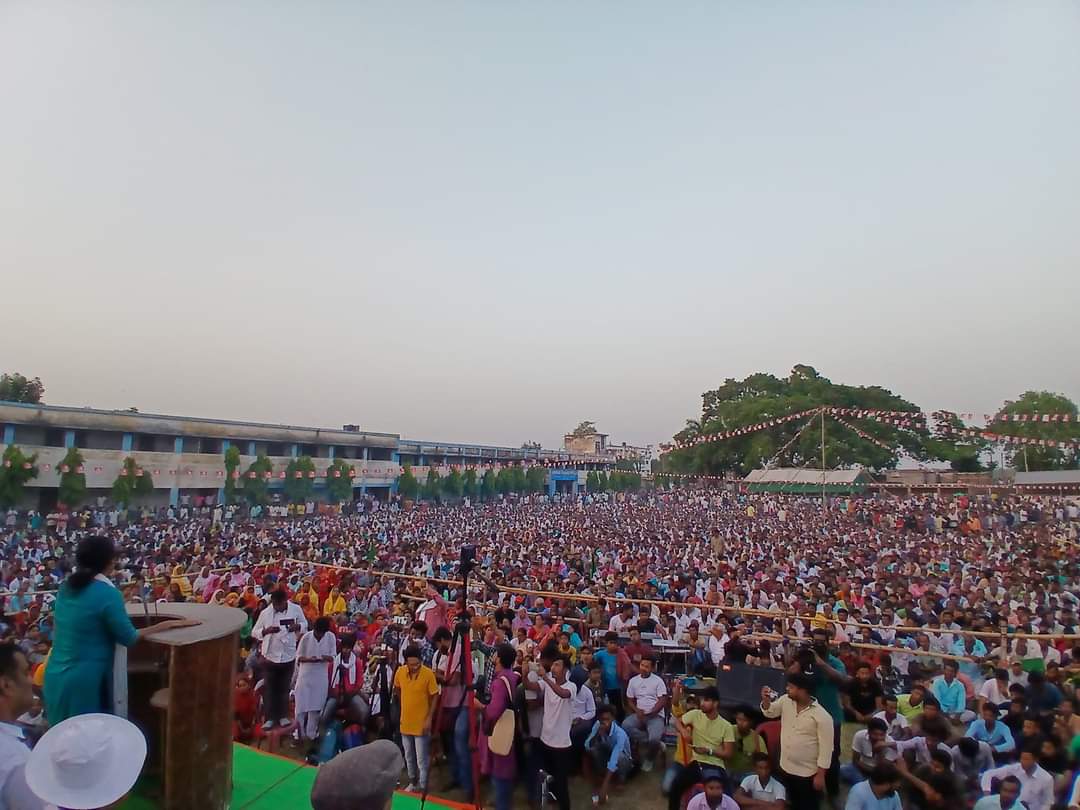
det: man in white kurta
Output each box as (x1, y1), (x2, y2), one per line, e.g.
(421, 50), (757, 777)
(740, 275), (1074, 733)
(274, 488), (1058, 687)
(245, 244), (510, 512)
(295, 618), (337, 740)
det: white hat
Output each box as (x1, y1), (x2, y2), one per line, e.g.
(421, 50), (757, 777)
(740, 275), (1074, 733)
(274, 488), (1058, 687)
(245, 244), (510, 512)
(25, 714), (147, 810)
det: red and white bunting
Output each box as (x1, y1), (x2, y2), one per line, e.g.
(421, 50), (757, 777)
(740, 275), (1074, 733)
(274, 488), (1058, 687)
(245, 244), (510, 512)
(951, 428), (1080, 450)
(830, 415), (895, 451)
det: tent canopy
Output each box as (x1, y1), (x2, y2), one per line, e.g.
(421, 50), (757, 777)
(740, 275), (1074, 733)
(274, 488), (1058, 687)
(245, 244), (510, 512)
(743, 467), (871, 494)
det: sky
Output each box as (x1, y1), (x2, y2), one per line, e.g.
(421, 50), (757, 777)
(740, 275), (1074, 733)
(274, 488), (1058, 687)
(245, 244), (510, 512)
(2, 2), (1078, 450)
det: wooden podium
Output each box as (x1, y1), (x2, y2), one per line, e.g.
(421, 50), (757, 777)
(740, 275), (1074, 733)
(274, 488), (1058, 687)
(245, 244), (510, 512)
(121, 603), (247, 810)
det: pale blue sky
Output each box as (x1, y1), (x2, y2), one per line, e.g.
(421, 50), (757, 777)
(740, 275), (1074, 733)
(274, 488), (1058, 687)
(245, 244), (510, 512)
(2, 2), (1078, 449)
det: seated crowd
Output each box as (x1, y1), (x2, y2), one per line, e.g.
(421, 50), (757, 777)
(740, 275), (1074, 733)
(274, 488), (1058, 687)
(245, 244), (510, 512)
(2, 488), (1080, 809)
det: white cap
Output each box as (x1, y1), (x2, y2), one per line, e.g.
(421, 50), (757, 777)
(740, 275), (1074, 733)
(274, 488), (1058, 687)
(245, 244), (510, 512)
(25, 714), (147, 810)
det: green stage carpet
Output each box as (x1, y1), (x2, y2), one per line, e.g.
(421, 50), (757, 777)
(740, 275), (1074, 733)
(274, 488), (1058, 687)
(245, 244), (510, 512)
(121, 743), (468, 809)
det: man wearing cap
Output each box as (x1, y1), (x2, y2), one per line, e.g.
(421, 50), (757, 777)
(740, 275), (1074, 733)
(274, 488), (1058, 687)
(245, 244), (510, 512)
(760, 673), (834, 810)
(310, 739), (403, 810)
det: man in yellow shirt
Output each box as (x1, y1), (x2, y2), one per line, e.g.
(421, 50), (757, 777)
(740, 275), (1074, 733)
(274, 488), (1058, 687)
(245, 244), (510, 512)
(668, 686), (735, 810)
(393, 644), (438, 792)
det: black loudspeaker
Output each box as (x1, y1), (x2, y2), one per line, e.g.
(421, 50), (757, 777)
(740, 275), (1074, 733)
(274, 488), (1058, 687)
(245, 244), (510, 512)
(710, 663), (787, 709)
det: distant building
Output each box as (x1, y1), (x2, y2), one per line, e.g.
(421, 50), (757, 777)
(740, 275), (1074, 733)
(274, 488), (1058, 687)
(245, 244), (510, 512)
(562, 429), (652, 474)
(564, 429), (609, 456)
(0, 402), (614, 509)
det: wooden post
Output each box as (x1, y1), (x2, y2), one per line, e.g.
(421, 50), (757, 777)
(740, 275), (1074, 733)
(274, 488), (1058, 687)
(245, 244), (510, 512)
(820, 409), (827, 506)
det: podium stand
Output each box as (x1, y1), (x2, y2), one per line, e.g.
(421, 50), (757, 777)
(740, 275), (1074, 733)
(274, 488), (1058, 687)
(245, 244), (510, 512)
(122, 603), (247, 810)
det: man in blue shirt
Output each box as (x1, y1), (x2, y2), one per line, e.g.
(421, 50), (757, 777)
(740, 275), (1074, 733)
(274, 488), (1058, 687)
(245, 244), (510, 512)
(844, 762), (902, 810)
(584, 704), (632, 805)
(966, 703), (1016, 754)
(931, 661), (973, 723)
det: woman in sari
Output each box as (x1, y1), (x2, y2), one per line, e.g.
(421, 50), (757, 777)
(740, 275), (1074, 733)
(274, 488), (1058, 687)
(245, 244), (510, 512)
(171, 564), (193, 599)
(201, 570), (223, 603)
(299, 593), (320, 627)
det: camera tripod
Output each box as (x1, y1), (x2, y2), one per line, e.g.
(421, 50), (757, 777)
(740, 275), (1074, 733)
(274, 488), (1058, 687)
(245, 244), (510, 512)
(420, 547), (481, 810)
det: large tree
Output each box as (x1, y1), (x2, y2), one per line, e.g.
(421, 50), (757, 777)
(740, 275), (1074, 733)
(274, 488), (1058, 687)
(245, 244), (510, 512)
(0, 445), (38, 507)
(325, 459), (354, 502)
(462, 467), (479, 500)
(526, 465), (547, 494)
(57, 447), (86, 507)
(993, 391), (1079, 471)
(398, 465), (420, 500)
(284, 456), (316, 503)
(667, 365), (932, 476)
(442, 468), (464, 500)
(0, 373), (45, 404)
(223, 446), (242, 504)
(569, 421), (597, 438)
(423, 468), (442, 501)
(242, 455), (274, 506)
(480, 469), (497, 500)
(110, 457), (153, 506)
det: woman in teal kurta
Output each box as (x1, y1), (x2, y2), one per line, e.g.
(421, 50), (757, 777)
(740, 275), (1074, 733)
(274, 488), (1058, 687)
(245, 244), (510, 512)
(44, 535), (195, 724)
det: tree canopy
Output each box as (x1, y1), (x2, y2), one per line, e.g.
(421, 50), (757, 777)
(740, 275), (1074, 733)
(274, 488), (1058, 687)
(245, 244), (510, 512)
(223, 446), (242, 504)
(284, 456), (316, 503)
(0, 445), (38, 507)
(57, 447), (86, 507)
(569, 421), (597, 437)
(666, 365), (930, 476)
(993, 391), (1079, 471)
(242, 455), (274, 505)
(325, 459), (354, 502)
(111, 457), (153, 506)
(398, 465), (420, 500)
(0, 373), (44, 404)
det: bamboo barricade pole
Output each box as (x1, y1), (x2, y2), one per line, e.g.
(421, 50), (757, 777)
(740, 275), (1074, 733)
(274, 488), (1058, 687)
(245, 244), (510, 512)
(280, 557), (1080, 643)
(743, 632), (979, 663)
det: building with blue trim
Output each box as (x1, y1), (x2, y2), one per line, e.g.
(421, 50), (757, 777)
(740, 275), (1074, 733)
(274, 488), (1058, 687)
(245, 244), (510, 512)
(0, 402), (611, 508)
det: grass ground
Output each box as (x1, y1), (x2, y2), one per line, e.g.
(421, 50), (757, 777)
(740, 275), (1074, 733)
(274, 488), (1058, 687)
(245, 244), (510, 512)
(273, 724), (860, 809)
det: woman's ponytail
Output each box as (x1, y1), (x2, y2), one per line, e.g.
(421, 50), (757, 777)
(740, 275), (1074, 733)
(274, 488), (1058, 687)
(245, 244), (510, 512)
(65, 535), (116, 593)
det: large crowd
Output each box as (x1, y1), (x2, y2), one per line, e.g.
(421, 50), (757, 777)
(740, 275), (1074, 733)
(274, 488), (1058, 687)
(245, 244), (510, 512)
(2, 488), (1080, 810)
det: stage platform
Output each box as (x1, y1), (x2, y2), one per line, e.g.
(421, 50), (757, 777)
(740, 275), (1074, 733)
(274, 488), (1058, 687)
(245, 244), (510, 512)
(120, 743), (472, 810)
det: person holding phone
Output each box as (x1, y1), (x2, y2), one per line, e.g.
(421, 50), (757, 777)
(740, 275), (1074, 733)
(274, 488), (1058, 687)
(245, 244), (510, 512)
(669, 686), (735, 810)
(251, 589), (307, 731)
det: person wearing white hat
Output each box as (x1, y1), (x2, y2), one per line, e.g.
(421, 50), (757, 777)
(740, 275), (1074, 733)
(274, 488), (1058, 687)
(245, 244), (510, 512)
(24, 714), (147, 810)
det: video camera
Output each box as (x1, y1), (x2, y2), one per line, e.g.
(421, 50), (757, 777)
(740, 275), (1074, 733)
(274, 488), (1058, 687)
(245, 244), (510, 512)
(459, 544), (477, 577)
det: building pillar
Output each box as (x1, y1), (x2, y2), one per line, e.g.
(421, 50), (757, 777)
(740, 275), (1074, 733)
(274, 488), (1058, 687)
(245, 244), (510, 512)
(64, 430), (76, 449)
(2, 425), (14, 445)
(121, 433), (133, 452)
(171, 437), (183, 506)
(362, 447), (369, 461)
(248, 441), (257, 456)
(291, 444), (299, 458)
(328, 445), (335, 460)
(218, 440), (231, 503)
(418, 454), (426, 467)
(547, 476), (556, 497)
